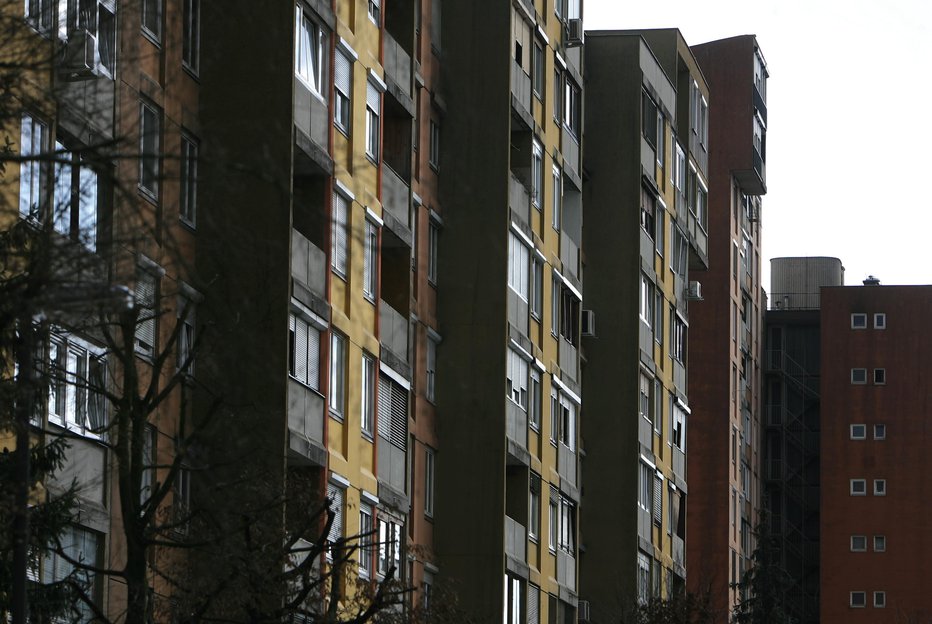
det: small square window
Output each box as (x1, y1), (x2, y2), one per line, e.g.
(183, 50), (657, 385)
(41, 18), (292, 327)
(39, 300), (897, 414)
(851, 313), (867, 329)
(874, 424), (886, 440)
(851, 368), (867, 384)
(873, 479), (886, 496)
(874, 313), (886, 329)
(850, 479), (866, 496)
(874, 535), (886, 552)
(874, 591), (886, 608)
(850, 424), (866, 440)
(850, 535), (867, 552)
(873, 368), (886, 385)
(850, 591), (866, 608)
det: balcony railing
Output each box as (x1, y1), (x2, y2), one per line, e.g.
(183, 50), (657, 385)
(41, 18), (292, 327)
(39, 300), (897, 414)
(560, 231), (580, 282)
(505, 516), (527, 562)
(511, 61), (532, 113)
(379, 300), (408, 363)
(287, 379), (325, 464)
(384, 32), (412, 100)
(506, 400), (528, 449)
(559, 336), (577, 382)
(291, 229), (326, 297)
(381, 164), (410, 228)
(673, 446), (686, 479)
(509, 173), (531, 226)
(556, 549), (576, 591)
(561, 126), (580, 179)
(558, 443), (577, 488)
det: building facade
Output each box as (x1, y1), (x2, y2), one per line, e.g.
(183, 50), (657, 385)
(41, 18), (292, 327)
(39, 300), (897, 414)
(819, 284), (932, 623)
(686, 35), (768, 617)
(581, 29), (707, 618)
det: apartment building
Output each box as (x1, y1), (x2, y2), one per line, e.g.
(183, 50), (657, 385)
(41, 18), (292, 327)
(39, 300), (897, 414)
(686, 35), (768, 616)
(819, 284), (932, 623)
(4, 0), (441, 619)
(432, 1), (585, 623)
(581, 29), (707, 618)
(764, 256), (844, 624)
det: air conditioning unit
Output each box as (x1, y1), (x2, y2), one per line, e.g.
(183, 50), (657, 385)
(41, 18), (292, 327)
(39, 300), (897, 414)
(686, 280), (703, 301)
(61, 29), (100, 80)
(581, 309), (596, 337)
(578, 600), (591, 622)
(566, 18), (583, 47)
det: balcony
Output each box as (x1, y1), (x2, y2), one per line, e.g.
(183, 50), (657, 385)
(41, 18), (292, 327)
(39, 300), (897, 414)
(508, 288), (529, 337)
(381, 164), (410, 229)
(638, 506), (652, 542)
(556, 549), (576, 591)
(377, 437), (407, 496)
(294, 80), (329, 158)
(673, 535), (685, 568)
(559, 336), (577, 383)
(561, 126), (580, 180)
(291, 229), (326, 298)
(506, 400), (528, 450)
(558, 443), (577, 488)
(505, 516), (527, 562)
(509, 173), (532, 228)
(287, 380), (326, 466)
(673, 445), (686, 479)
(511, 61), (532, 117)
(639, 415), (652, 449)
(379, 300), (408, 364)
(384, 32), (412, 102)
(687, 212), (708, 266)
(560, 231), (580, 282)
(673, 359), (687, 394)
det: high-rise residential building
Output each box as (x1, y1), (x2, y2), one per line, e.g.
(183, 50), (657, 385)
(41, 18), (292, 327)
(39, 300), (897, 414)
(432, 1), (585, 622)
(580, 29), (708, 618)
(819, 283), (932, 623)
(686, 34), (768, 616)
(764, 256), (844, 624)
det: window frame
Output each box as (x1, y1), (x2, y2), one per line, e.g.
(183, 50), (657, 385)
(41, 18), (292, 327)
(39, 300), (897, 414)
(874, 535), (886, 552)
(874, 591), (886, 608)
(874, 313), (886, 329)
(873, 479), (886, 496)
(47, 331), (107, 438)
(288, 312), (321, 391)
(849, 591), (866, 608)
(850, 535), (867, 552)
(427, 217), (439, 285)
(429, 118), (441, 171)
(334, 47), (353, 134)
(849, 424), (866, 440)
(874, 424), (886, 440)
(141, 0), (162, 42)
(363, 218), (378, 302)
(295, 6), (327, 96)
(329, 331), (346, 419)
(850, 368), (867, 384)
(134, 267), (159, 357)
(873, 368), (886, 385)
(361, 352), (375, 437)
(850, 479), (867, 496)
(424, 446), (435, 517)
(331, 190), (349, 278)
(531, 139), (543, 209)
(851, 313), (867, 329)
(139, 100), (161, 201)
(426, 335), (437, 403)
(180, 131), (198, 227)
(182, 0), (200, 74)
(358, 502), (373, 578)
(365, 80), (382, 162)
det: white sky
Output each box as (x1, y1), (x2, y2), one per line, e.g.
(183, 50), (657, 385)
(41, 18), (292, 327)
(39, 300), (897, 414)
(586, 0), (932, 289)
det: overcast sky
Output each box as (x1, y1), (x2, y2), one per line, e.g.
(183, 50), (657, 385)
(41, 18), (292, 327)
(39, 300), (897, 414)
(586, 0), (932, 290)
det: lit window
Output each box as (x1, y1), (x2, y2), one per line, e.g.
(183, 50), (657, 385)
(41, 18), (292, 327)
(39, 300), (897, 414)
(850, 479), (866, 496)
(47, 332), (107, 437)
(850, 535), (867, 552)
(329, 332), (346, 418)
(182, 0), (199, 73)
(180, 132), (198, 226)
(851, 313), (867, 329)
(850, 424), (866, 440)
(295, 7), (326, 95)
(873, 479), (886, 496)
(139, 101), (161, 200)
(851, 368), (867, 384)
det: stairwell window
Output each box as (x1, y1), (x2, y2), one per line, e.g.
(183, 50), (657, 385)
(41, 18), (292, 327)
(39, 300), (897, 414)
(873, 479), (886, 496)
(508, 232), (530, 302)
(850, 591), (866, 608)
(363, 219), (378, 302)
(851, 368), (867, 384)
(361, 352), (375, 436)
(851, 313), (868, 329)
(850, 479), (866, 496)
(295, 6), (327, 96)
(424, 447), (435, 517)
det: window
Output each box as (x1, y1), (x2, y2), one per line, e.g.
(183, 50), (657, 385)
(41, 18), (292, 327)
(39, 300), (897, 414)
(874, 424), (886, 440)
(135, 269), (158, 356)
(637, 552), (651, 605)
(41, 526), (100, 621)
(874, 535), (886, 552)
(325, 482), (345, 556)
(531, 140), (543, 209)
(696, 179), (708, 231)
(553, 68), (562, 122)
(329, 332), (346, 418)
(508, 232), (530, 302)
(504, 574), (524, 624)
(141, 425), (156, 506)
(172, 465), (191, 533)
(57, 0), (117, 75)
(377, 517), (402, 576)
(698, 95), (708, 148)
(529, 368), (541, 430)
(331, 191), (349, 277)
(641, 186), (656, 239)
(366, 81), (381, 160)
(639, 374), (652, 423)
(428, 119), (441, 170)
(26, 0), (54, 32)
(754, 51), (767, 99)
(177, 298), (196, 376)
(558, 393), (576, 451)
(851, 313), (867, 329)
(873, 368), (886, 385)
(851, 368), (867, 384)
(549, 388), (559, 445)
(850, 479), (866, 496)
(874, 591), (886, 608)
(506, 348), (529, 409)
(551, 165), (562, 231)
(548, 490), (557, 551)
(639, 462), (653, 512)
(642, 90), (658, 149)
(639, 274), (654, 328)
(363, 219), (378, 301)
(367, 0), (380, 24)
(529, 473), (540, 541)
(19, 114), (48, 220)
(558, 496), (575, 555)
(361, 352), (375, 436)
(528, 584), (540, 624)
(142, 0), (161, 40)
(655, 202), (665, 256)
(182, 0), (199, 72)
(428, 218), (439, 284)
(850, 535), (867, 552)
(295, 6), (326, 95)
(424, 447), (435, 517)
(426, 336), (437, 402)
(334, 48), (352, 133)
(530, 257), (543, 319)
(671, 402), (686, 452)
(671, 310), (687, 363)
(180, 132), (198, 226)
(139, 101), (161, 200)
(52, 140), (100, 250)
(359, 503), (373, 578)
(873, 479), (886, 496)
(850, 424), (866, 440)
(850, 591), (866, 608)
(289, 313), (321, 390)
(874, 313), (886, 329)
(551, 275), (560, 337)
(532, 41), (544, 100)
(563, 78), (581, 138)
(654, 290), (664, 346)
(47, 332), (107, 436)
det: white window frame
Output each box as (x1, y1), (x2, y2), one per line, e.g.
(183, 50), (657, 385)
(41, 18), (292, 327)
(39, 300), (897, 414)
(849, 424), (866, 440)
(530, 256), (543, 319)
(850, 535), (867, 552)
(363, 218), (378, 301)
(47, 331), (107, 438)
(329, 331), (346, 419)
(850, 479), (866, 496)
(551, 165), (562, 231)
(427, 218), (439, 285)
(361, 352), (375, 437)
(139, 101), (161, 200)
(331, 190), (349, 277)
(531, 139), (543, 209)
(849, 591), (866, 608)
(52, 139), (99, 251)
(429, 119), (440, 171)
(176, 297), (196, 377)
(367, 0), (380, 24)
(289, 312), (321, 390)
(850, 368), (867, 384)
(873, 479), (886, 496)
(19, 114), (48, 220)
(874, 591), (886, 608)
(506, 348), (529, 410)
(508, 231), (530, 302)
(874, 535), (886, 552)
(141, 0), (161, 41)
(182, 0), (199, 73)
(851, 313), (867, 329)
(874, 424), (886, 440)
(180, 132), (198, 226)
(528, 473), (540, 542)
(334, 47), (352, 134)
(358, 503), (373, 578)
(295, 6), (326, 96)
(529, 368), (541, 430)
(365, 80), (381, 161)
(134, 268), (159, 357)
(874, 313), (886, 329)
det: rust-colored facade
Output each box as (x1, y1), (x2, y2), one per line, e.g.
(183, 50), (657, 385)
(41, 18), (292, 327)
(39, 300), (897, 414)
(820, 285), (932, 623)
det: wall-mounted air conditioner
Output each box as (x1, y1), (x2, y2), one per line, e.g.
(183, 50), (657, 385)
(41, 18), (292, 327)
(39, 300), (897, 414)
(578, 600), (591, 622)
(566, 18), (583, 47)
(61, 29), (100, 80)
(686, 281), (703, 301)
(581, 309), (596, 336)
